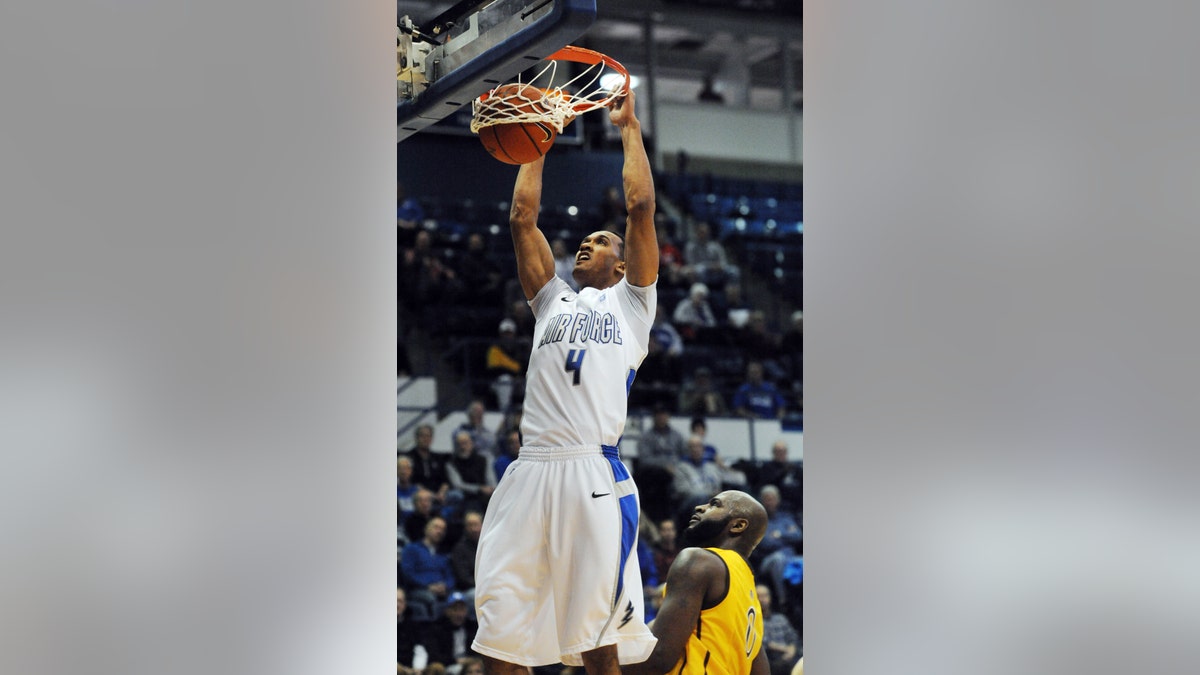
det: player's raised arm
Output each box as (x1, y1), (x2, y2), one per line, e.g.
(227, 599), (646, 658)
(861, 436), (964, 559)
(509, 155), (556, 300)
(609, 88), (658, 288)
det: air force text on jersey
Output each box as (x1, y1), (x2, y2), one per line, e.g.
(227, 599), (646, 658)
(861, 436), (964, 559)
(536, 310), (625, 348)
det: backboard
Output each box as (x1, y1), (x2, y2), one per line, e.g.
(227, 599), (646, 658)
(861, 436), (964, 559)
(398, 0), (597, 142)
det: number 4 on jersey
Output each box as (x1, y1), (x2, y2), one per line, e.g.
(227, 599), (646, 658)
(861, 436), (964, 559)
(565, 349), (586, 385)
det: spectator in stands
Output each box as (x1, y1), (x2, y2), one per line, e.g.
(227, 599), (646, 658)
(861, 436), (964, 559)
(755, 486), (803, 633)
(684, 221), (738, 286)
(632, 306), (683, 408)
(757, 584), (802, 675)
(652, 517), (681, 577)
(422, 591), (479, 672)
(401, 229), (463, 309)
(455, 400), (498, 459)
(656, 222), (688, 289)
(636, 405), (686, 520)
(650, 303), (685, 359)
(599, 184), (626, 228)
(672, 282), (718, 341)
(398, 456), (420, 541)
(450, 510), (483, 591)
(739, 310), (785, 380)
(733, 360), (787, 420)
(453, 233), (504, 306)
(757, 439), (802, 510)
(397, 181), (425, 248)
(485, 319), (526, 412)
(493, 428), (521, 482)
(718, 280), (753, 333)
(508, 298), (535, 338)
(686, 417), (719, 464)
(401, 516), (457, 621)
(403, 488), (439, 548)
(405, 424), (450, 501)
(689, 417), (748, 488)
(639, 406), (686, 478)
(677, 366), (729, 417)
(550, 238), (579, 291)
(673, 435), (724, 514)
(637, 518), (662, 622)
(446, 431), (496, 513)
(753, 485), (803, 570)
(398, 588), (425, 674)
(779, 310), (803, 409)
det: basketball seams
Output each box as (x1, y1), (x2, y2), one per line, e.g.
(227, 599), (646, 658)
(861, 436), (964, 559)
(478, 84), (557, 165)
(518, 124), (547, 161)
(487, 127), (520, 164)
(482, 121), (554, 165)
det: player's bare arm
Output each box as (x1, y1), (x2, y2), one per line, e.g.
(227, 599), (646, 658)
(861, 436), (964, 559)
(608, 89), (658, 288)
(750, 643), (770, 675)
(509, 155), (556, 300)
(622, 548), (725, 675)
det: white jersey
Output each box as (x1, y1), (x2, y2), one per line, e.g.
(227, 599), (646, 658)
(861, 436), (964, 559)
(521, 275), (656, 448)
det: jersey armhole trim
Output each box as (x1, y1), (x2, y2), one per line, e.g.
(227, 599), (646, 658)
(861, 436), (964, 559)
(699, 548), (730, 611)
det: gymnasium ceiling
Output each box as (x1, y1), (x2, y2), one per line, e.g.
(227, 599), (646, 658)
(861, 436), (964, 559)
(397, 0), (802, 108)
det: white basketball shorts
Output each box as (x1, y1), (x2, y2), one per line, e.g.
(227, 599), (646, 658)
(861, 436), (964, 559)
(472, 444), (657, 667)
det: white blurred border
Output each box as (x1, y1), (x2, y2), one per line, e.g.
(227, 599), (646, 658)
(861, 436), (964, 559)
(808, 1), (1200, 674)
(0, 0), (396, 673)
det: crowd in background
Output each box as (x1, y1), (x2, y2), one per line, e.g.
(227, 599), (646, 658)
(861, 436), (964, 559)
(399, 177), (803, 425)
(399, 173), (802, 674)
(399, 408), (802, 674)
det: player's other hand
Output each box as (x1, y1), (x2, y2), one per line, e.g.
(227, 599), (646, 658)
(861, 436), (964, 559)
(608, 88), (637, 128)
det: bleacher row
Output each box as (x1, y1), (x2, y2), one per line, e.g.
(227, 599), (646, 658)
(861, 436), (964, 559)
(400, 170), (803, 415)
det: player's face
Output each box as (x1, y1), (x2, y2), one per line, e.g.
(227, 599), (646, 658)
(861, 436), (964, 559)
(682, 493), (735, 547)
(573, 231), (624, 286)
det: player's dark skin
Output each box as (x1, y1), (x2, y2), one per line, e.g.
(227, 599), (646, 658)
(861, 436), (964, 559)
(622, 491), (771, 675)
(482, 88), (658, 675)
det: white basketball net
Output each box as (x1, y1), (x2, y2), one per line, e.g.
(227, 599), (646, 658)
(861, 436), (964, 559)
(470, 55), (628, 135)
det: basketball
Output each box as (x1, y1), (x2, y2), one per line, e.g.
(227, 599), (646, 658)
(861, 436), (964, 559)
(477, 84), (558, 165)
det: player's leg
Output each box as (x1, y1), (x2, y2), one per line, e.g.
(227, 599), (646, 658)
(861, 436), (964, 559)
(551, 450), (656, 666)
(579, 644), (620, 675)
(473, 457), (560, 667)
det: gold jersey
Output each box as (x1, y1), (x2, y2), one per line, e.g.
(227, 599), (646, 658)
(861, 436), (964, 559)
(668, 547), (763, 674)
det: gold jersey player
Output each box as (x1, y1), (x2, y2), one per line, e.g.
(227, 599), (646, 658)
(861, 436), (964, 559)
(472, 89), (660, 675)
(624, 490), (771, 675)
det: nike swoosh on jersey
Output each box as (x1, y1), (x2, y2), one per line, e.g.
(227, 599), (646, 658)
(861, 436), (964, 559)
(591, 491), (611, 498)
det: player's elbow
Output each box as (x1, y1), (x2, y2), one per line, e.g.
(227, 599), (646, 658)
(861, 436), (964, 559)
(625, 193), (655, 220)
(509, 204), (536, 229)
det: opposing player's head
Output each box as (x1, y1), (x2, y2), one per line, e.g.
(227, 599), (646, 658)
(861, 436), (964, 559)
(681, 490), (768, 559)
(573, 230), (625, 289)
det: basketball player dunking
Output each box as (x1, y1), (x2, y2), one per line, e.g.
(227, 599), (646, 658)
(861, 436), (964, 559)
(471, 89), (659, 675)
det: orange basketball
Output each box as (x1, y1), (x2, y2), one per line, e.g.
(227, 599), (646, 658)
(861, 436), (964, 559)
(477, 84), (558, 165)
